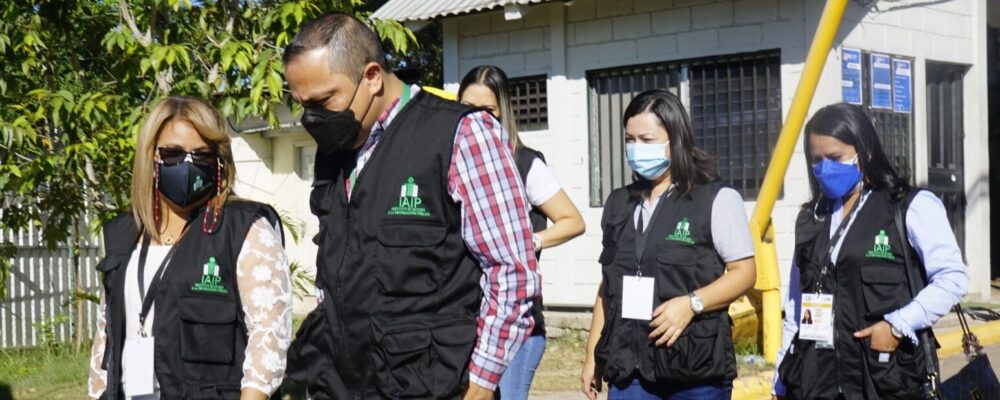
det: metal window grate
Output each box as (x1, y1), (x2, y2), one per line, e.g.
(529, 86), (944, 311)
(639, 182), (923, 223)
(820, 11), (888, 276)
(508, 75), (548, 131)
(587, 62), (684, 206)
(586, 50), (782, 206)
(861, 52), (915, 180)
(689, 51), (782, 200)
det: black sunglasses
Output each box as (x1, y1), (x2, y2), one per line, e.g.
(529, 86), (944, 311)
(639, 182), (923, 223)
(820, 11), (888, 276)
(157, 146), (218, 167)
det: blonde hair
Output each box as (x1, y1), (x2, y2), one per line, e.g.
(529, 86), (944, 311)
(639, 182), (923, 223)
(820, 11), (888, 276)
(131, 96), (236, 241)
(458, 65), (522, 153)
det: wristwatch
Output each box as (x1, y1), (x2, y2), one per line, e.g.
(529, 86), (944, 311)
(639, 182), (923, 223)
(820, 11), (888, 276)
(531, 234), (543, 250)
(889, 324), (903, 339)
(688, 292), (704, 315)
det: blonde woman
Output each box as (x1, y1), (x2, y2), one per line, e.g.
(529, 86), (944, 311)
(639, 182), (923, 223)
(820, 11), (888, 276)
(87, 96), (291, 400)
(459, 65), (586, 399)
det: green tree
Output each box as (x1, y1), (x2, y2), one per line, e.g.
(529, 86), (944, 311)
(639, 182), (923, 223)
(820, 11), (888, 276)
(0, 0), (417, 320)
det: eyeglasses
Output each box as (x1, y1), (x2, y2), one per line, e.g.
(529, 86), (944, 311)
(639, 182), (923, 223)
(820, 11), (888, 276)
(156, 146), (218, 167)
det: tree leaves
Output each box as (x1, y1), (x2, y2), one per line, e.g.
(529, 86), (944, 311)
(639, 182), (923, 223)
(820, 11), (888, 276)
(0, 0), (419, 296)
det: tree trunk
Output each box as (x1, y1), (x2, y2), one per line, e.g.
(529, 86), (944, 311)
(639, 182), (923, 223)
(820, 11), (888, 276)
(72, 222), (84, 352)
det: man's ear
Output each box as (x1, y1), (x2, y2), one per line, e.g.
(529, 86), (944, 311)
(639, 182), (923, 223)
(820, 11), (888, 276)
(362, 62), (384, 96)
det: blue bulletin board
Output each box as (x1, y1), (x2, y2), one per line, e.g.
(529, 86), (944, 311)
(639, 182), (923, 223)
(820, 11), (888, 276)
(841, 48), (863, 105)
(870, 53), (893, 110)
(892, 59), (912, 114)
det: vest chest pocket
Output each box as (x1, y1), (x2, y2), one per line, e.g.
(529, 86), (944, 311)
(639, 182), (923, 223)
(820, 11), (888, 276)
(859, 266), (907, 320)
(178, 296), (238, 364)
(375, 220), (448, 296)
(654, 245), (702, 300)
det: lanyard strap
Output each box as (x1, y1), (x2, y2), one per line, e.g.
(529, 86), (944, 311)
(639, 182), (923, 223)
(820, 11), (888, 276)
(634, 190), (669, 276)
(399, 84), (412, 109)
(818, 193), (865, 283)
(347, 84), (412, 196)
(136, 221), (191, 336)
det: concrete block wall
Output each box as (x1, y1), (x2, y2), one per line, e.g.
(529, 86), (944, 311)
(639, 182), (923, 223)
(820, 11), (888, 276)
(231, 131), (322, 314)
(456, 7), (553, 78)
(439, 0), (988, 306)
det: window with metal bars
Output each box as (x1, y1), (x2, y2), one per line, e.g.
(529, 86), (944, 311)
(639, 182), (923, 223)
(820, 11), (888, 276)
(861, 52), (915, 180)
(508, 75), (548, 131)
(587, 50), (782, 206)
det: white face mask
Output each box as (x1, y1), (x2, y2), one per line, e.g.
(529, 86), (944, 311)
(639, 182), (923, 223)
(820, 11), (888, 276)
(626, 142), (670, 179)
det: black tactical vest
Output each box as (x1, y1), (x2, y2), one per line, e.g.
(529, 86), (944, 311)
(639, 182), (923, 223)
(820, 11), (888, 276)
(514, 146), (548, 337)
(286, 91), (486, 400)
(779, 189), (936, 400)
(96, 200), (282, 400)
(594, 181), (736, 385)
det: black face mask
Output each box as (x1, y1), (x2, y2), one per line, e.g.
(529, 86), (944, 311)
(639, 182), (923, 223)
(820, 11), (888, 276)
(301, 74), (367, 154)
(158, 157), (217, 208)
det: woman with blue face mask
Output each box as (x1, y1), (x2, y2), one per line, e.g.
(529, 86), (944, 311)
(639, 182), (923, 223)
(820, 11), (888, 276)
(581, 89), (757, 400)
(772, 103), (967, 399)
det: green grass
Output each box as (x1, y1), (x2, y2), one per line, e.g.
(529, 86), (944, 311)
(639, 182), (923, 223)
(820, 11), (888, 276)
(0, 321), (772, 399)
(532, 331), (589, 394)
(0, 344), (91, 400)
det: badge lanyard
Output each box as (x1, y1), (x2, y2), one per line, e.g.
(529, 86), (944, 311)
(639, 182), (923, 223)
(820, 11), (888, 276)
(802, 195), (864, 349)
(816, 195), (864, 293)
(622, 190), (670, 321)
(136, 220), (192, 337)
(633, 189), (670, 277)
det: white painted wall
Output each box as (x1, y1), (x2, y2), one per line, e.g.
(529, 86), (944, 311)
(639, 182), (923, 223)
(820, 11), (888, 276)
(230, 130), (321, 314)
(441, 0), (989, 306)
(226, 0), (990, 316)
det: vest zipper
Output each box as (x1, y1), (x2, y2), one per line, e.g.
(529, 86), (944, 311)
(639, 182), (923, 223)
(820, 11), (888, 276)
(338, 207), (352, 396)
(833, 269), (844, 395)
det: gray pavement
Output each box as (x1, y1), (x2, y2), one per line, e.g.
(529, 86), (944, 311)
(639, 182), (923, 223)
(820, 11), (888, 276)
(528, 342), (1000, 400)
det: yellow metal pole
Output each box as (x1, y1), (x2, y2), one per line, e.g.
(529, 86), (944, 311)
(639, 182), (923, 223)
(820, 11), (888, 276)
(753, 0), (849, 363)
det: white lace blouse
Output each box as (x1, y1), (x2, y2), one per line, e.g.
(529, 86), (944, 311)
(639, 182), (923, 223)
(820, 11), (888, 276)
(88, 217), (292, 398)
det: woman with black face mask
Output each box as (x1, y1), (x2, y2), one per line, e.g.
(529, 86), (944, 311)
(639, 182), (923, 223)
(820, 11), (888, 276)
(87, 96), (292, 400)
(772, 103), (967, 400)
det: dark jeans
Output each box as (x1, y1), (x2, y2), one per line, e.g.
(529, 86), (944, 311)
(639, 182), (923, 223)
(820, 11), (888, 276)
(608, 374), (733, 400)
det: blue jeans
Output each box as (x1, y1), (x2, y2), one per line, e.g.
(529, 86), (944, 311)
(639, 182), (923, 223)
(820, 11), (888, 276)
(608, 375), (733, 400)
(496, 335), (546, 400)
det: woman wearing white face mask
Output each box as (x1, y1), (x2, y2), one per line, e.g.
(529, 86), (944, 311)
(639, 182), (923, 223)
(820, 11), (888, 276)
(581, 89), (757, 400)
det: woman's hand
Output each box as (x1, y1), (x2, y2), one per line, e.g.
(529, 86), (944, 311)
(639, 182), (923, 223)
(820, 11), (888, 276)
(580, 357), (603, 400)
(648, 295), (694, 346)
(854, 320), (900, 352)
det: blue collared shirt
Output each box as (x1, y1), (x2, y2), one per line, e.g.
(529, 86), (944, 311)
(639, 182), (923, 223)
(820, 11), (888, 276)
(772, 190), (968, 395)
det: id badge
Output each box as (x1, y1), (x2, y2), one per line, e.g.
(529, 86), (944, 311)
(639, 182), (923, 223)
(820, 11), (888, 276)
(799, 293), (835, 348)
(622, 276), (655, 320)
(123, 336), (156, 397)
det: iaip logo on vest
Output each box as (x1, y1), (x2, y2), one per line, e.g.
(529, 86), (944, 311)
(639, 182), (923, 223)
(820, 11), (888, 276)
(388, 177), (432, 217)
(191, 257), (229, 294)
(865, 230), (896, 260)
(666, 217), (695, 244)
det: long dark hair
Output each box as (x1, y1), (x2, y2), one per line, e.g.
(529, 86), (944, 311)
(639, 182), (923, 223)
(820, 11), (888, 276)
(803, 103), (910, 206)
(623, 89), (718, 199)
(457, 65), (521, 153)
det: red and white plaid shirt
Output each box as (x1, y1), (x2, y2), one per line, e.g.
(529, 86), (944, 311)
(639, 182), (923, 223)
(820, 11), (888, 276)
(348, 85), (539, 390)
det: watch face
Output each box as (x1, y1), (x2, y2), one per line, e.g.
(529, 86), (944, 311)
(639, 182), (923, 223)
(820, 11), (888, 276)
(690, 294), (703, 312)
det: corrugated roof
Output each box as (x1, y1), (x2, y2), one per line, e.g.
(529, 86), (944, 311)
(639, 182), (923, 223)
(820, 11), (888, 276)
(372, 0), (555, 22)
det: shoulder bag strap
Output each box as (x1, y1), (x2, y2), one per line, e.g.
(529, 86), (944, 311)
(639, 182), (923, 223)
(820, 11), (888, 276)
(894, 201), (942, 399)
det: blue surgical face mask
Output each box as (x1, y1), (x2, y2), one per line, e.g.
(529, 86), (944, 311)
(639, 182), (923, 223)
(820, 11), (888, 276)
(812, 156), (862, 199)
(626, 142), (670, 180)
